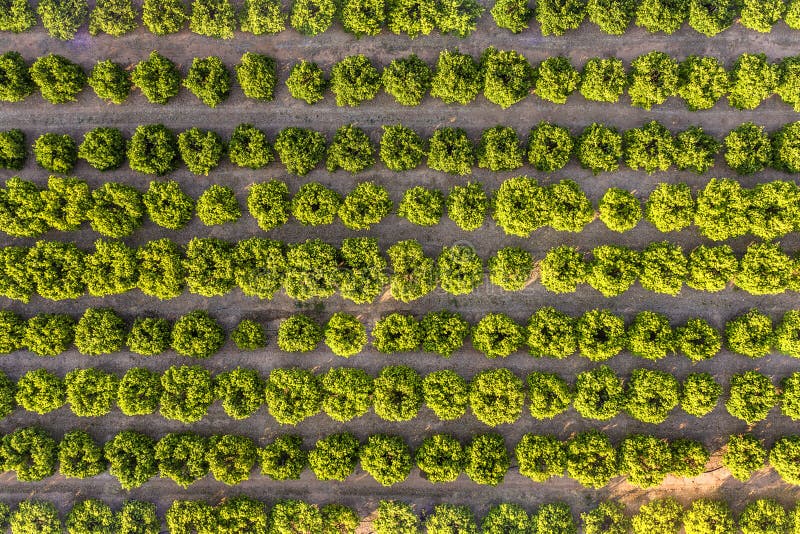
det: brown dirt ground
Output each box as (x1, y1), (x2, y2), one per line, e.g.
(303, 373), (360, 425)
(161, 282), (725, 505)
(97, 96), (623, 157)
(1, 5), (800, 530)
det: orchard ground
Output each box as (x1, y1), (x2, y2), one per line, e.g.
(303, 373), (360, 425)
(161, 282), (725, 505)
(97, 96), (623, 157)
(1, 7), (800, 529)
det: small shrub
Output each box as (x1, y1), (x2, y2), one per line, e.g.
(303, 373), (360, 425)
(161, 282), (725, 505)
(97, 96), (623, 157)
(535, 56), (580, 104)
(515, 433), (566, 482)
(74, 307), (125, 356)
(0, 0), (36, 33)
(725, 370), (778, 424)
(628, 51), (679, 110)
(738, 499), (789, 534)
(380, 124), (425, 171)
(464, 433), (509, 486)
(491, 175), (547, 237)
(228, 123), (272, 169)
(127, 123), (180, 176)
(326, 124), (375, 173)
(33, 133), (77, 173)
(673, 126), (719, 174)
(415, 434), (464, 483)
(635, 0), (688, 33)
(290, 0), (336, 35)
(88, 60), (131, 104)
(527, 122), (573, 172)
(206, 434), (257, 485)
(745, 179), (800, 242)
(274, 127), (326, 176)
(723, 436), (767, 480)
(259, 435), (306, 480)
(770, 435), (800, 484)
(471, 313), (524, 359)
(446, 181), (488, 231)
(539, 245), (586, 294)
(183, 56), (231, 108)
(423, 369), (469, 419)
(419, 310), (468, 357)
(477, 126), (524, 171)
(0, 51), (33, 102)
(623, 120), (675, 173)
(308, 432), (359, 481)
(321, 367), (372, 421)
(117, 367), (162, 415)
(740, 0), (783, 32)
(483, 47), (535, 108)
(427, 127), (474, 175)
(196, 184), (240, 225)
(330, 55), (381, 107)
(215, 367), (264, 418)
(38, 0), (86, 38)
(582, 501), (630, 534)
(136, 238), (186, 300)
(536, 0), (585, 35)
(599, 188), (641, 232)
(159, 365), (214, 423)
(127, 316), (171, 356)
(482, 503), (530, 533)
(677, 318), (721, 361)
(286, 60), (326, 104)
(236, 52), (276, 101)
(10, 501), (61, 534)
(688, 0), (736, 35)
(0, 129), (25, 170)
(178, 128), (225, 176)
(39, 176), (91, 232)
(23, 313), (74, 357)
(626, 309), (675, 361)
(233, 237), (286, 300)
(426, 504), (477, 533)
(469, 368), (524, 426)
(131, 51), (180, 105)
(339, 237), (388, 304)
(489, 247), (533, 291)
(776, 310), (800, 358)
(565, 430), (618, 488)
(58, 430), (106, 479)
(645, 182), (695, 232)
(78, 127), (125, 171)
(360, 434), (412, 486)
(283, 238), (341, 301)
(438, 244), (483, 295)
(526, 307), (576, 359)
(104, 431), (157, 489)
(723, 122), (772, 175)
(576, 123), (623, 174)
(677, 55), (729, 111)
(387, 239), (437, 302)
(398, 186), (444, 226)
(573, 365), (624, 420)
(527, 371), (572, 418)
(373, 365), (422, 421)
(182, 237), (236, 297)
(1, 426), (57, 481)
(265, 367), (323, 424)
(491, 0), (531, 32)
(277, 314), (322, 352)
(429, 48), (482, 105)
(372, 313), (421, 354)
(118, 501), (159, 534)
(631, 497), (682, 534)
(374, 501), (419, 534)
(340, 0), (385, 37)
(624, 368), (679, 423)
(686, 244), (737, 292)
(382, 55), (431, 106)
(683, 500), (734, 534)
(247, 180), (290, 231)
(580, 57), (627, 101)
(617, 434), (673, 488)
(736, 242), (794, 295)
(585, 244), (640, 297)
(142, 180), (194, 230)
(231, 319), (265, 350)
(725, 309), (774, 358)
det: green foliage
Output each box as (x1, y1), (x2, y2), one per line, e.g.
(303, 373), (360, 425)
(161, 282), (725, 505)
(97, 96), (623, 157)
(373, 365), (422, 421)
(240, 0), (285, 33)
(339, 237), (387, 304)
(265, 367), (323, 424)
(155, 432), (209, 488)
(170, 310), (225, 358)
(436, 0), (483, 35)
(38, 176), (90, 233)
(143, 0), (186, 33)
(771, 122), (800, 172)
(65, 368), (118, 416)
(576, 123), (623, 173)
(0, 0), (36, 32)
(447, 182), (488, 231)
(677, 55), (728, 110)
(491, 175), (546, 237)
(532, 503), (576, 534)
(624, 120), (674, 173)
(386, 0), (436, 37)
(770, 435), (800, 484)
(724, 122), (772, 175)
(136, 238), (186, 300)
(670, 438), (709, 477)
(423, 369), (469, 419)
(673, 126), (719, 174)
(398, 186), (444, 226)
(464, 433), (509, 486)
(284, 238), (340, 300)
(535, 56), (580, 104)
(321, 367), (372, 421)
(489, 247), (532, 291)
(286, 60), (326, 104)
(566, 430), (618, 488)
(417, 311), (466, 358)
(233, 237), (285, 301)
(117, 367), (162, 416)
(628, 51), (679, 110)
(728, 53), (778, 110)
(228, 124), (272, 168)
(230, 319), (265, 351)
(142, 180), (194, 230)
(618, 434), (673, 488)
(309, 432), (359, 481)
(126, 317), (170, 356)
(89, 0), (137, 35)
(196, 184), (240, 225)
(777, 310), (800, 358)
(326, 124), (375, 173)
(360, 434), (412, 486)
(688, 0), (737, 35)
(259, 435), (306, 480)
(644, 182), (694, 232)
(430, 49), (482, 105)
(739, 499), (789, 534)
(58, 430), (105, 479)
(415, 433), (464, 483)
(778, 56), (800, 111)
(118, 500), (159, 534)
(128, 123), (180, 176)
(740, 0), (783, 32)
(380, 124), (425, 171)
(469, 368), (524, 425)
(132, 51), (181, 105)
(631, 497), (682, 534)
(683, 500), (734, 534)
(340, 0), (385, 36)
(573, 365), (624, 420)
(104, 431), (157, 490)
(207, 434), (257, 485)
(247, 180), (289, 231)
(635, 0), (688, 33)
(1, 426), (57, 481)
(372, 313), (421, 353)
(527, 122), (573, 172)
(725, 370), (777, 424)
(290, 0), (335, 34)
(183, 56), (231, 108)
(382, 55), (432, 105)
(189, 0), (235, 37)
(166, 501), (216, 534)
(586, 244), (639, 297)
(275, 127), (326, 176)
(536, 0), (586, 35)
(73, 307), (124, 356)
(387, 239), (437, 302)
(0, 177), (46, 238)
(477, 126), (524, 171)
(526, 307), (576, 359)
(481, 503), (529, 533)
(438, 244), (483, 295)
(722, 435), (766, 480)
(23, 313), (74, 357)
(639, 242), (686, 296)
(491, 0), (531, 32)
(515, 433), (566, 482)
(598, 188), (640, 232)
(686, 244), (736, 293)
(236, 52), (276, 101)
(83, 239), (137, 297)
(375, 501), (418, 534)
(37, 0), (87, 39)
(33, 133), (77, 173)
(427, 127), (474, 175)
(86, 61), (131, 107)
(580, 56), (627, 100)
(737, 242), (794, 296)
(25, 240), (85, 300)
(539, 245), (586, 293)
(182, 237), (235, 297)
(426, 504), (477, 533)
(0, 51), (33, 102)
(10, 501), (61, 534)
(330, 55), (381, 107)
(677, 318), (721, 361)
(527, 371), (571, 418)
(160, 365), (214, 423)
(471, 313), (523, 359)
(0, 311), (23, 355)
(483, 48), (535, 108)
(178, 128), (225, 180)
(548, 179), (594, 232)
(625, 368), (679, 423)
(0, 129), (25, 170)
(215, 367), (264, 419)
(67, 499), (115, 534)
(725, 309), (774, 357)
(77, 127), (125, 171)
(277, 314), (322, 352)
(582, 501), (630, 534)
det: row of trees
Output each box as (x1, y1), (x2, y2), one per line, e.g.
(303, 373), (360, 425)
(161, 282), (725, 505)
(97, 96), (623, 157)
(5, 306), (799, 362)
(2, 238), (798, 303)
(0, 0), (485, 39)
(6, 175), (800, 242)
(6, 121), (800, 177)
(6, 0), (800, 39)
(5, 496), (799, 534)
(5, 425), (800, 491)
(4, 361), (799, 426)
(5, 49), (800, 111)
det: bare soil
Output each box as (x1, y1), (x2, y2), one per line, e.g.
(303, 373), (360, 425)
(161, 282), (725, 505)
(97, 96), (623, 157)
(1, 8), (800, 529)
